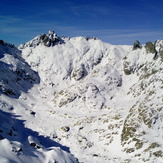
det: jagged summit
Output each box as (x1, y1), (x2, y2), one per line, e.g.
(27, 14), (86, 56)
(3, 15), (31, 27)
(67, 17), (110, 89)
(18, 30), (64, 49)
(132, 40), (142, 50)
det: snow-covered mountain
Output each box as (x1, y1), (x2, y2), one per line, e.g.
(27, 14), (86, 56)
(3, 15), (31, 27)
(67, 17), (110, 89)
(0, 31), (163, 163)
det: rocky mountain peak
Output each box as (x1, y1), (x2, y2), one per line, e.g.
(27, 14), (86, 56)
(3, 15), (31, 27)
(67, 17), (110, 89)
(132, 40), (142, 50)
(18, 30), (64, 49)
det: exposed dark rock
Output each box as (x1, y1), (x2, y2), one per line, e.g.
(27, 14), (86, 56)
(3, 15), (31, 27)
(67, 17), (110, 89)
(30, 110), (36, 116)
(60, 126), (70, 132)
(40, 31), (63, 47)
(133, 40), (142, 50)
(145, 42), (156, 54)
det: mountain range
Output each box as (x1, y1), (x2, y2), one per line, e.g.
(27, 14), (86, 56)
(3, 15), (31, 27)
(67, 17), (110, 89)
(0, 31), (163, 163)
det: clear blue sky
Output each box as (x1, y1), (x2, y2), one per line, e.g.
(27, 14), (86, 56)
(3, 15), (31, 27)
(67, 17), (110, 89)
(1, 0), (163, 46)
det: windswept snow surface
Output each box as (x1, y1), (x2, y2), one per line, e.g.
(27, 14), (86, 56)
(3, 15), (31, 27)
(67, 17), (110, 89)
(0, 33), (163, 163)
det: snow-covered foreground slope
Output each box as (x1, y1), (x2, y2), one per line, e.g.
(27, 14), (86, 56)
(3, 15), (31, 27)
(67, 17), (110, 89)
(0, 33), (163, 162)
(0, 42), (78, 163)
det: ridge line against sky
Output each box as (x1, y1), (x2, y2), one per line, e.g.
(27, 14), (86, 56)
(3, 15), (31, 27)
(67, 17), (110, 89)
(0, 0), (163, 46)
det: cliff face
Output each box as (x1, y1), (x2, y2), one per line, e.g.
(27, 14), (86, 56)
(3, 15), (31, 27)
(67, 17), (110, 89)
(0, 33), (163, 162)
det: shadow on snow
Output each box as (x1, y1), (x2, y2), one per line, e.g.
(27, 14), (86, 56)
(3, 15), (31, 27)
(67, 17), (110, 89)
(0, 110), (70, 155)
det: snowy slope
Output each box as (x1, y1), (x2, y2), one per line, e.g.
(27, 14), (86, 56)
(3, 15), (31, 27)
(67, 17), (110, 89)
(0, 32), (163, 163)
(0, 41), (78, 163)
